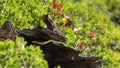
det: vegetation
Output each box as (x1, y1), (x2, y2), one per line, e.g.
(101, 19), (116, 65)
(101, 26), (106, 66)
(0, 0), (120, 68)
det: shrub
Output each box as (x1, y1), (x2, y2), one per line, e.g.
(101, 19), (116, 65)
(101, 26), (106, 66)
(0, 0), (120, 68)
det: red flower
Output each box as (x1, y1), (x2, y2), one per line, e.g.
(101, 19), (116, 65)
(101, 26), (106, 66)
(56, 8), (62, 15)
(78, 42), (85, 51)
(90, 32), (96, 39)
(51, 0), (62, 15)
(65, 18), (72, 26)
(51, 0), (73, 27)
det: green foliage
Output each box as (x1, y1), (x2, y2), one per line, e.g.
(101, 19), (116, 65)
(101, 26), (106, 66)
(0, 0), (120, 68)
(0, 38), (48, 68)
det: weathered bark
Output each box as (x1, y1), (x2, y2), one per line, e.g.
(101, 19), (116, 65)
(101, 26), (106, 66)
(17, 26), (66, 45)
(17, 14), (66, 44)
(33, 42), (102, 68)
(0, 15), (102, 68)
(0, 20), (17, 41)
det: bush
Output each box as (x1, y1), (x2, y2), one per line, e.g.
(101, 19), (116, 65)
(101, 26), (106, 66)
(0, 38), (48, 68)
(0, 0), (120, 68)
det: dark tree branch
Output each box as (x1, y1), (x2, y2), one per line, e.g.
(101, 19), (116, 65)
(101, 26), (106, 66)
(0, 20), (17, 41)
(17, 25), (66, 44)
(33, 42), (102, 68)
(0, 20), (103, 68)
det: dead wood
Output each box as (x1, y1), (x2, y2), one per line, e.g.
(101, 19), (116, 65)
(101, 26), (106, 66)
(0, 20), (17, 41)
(0, 14), (102, 68)
(33, 42), (102, 68)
